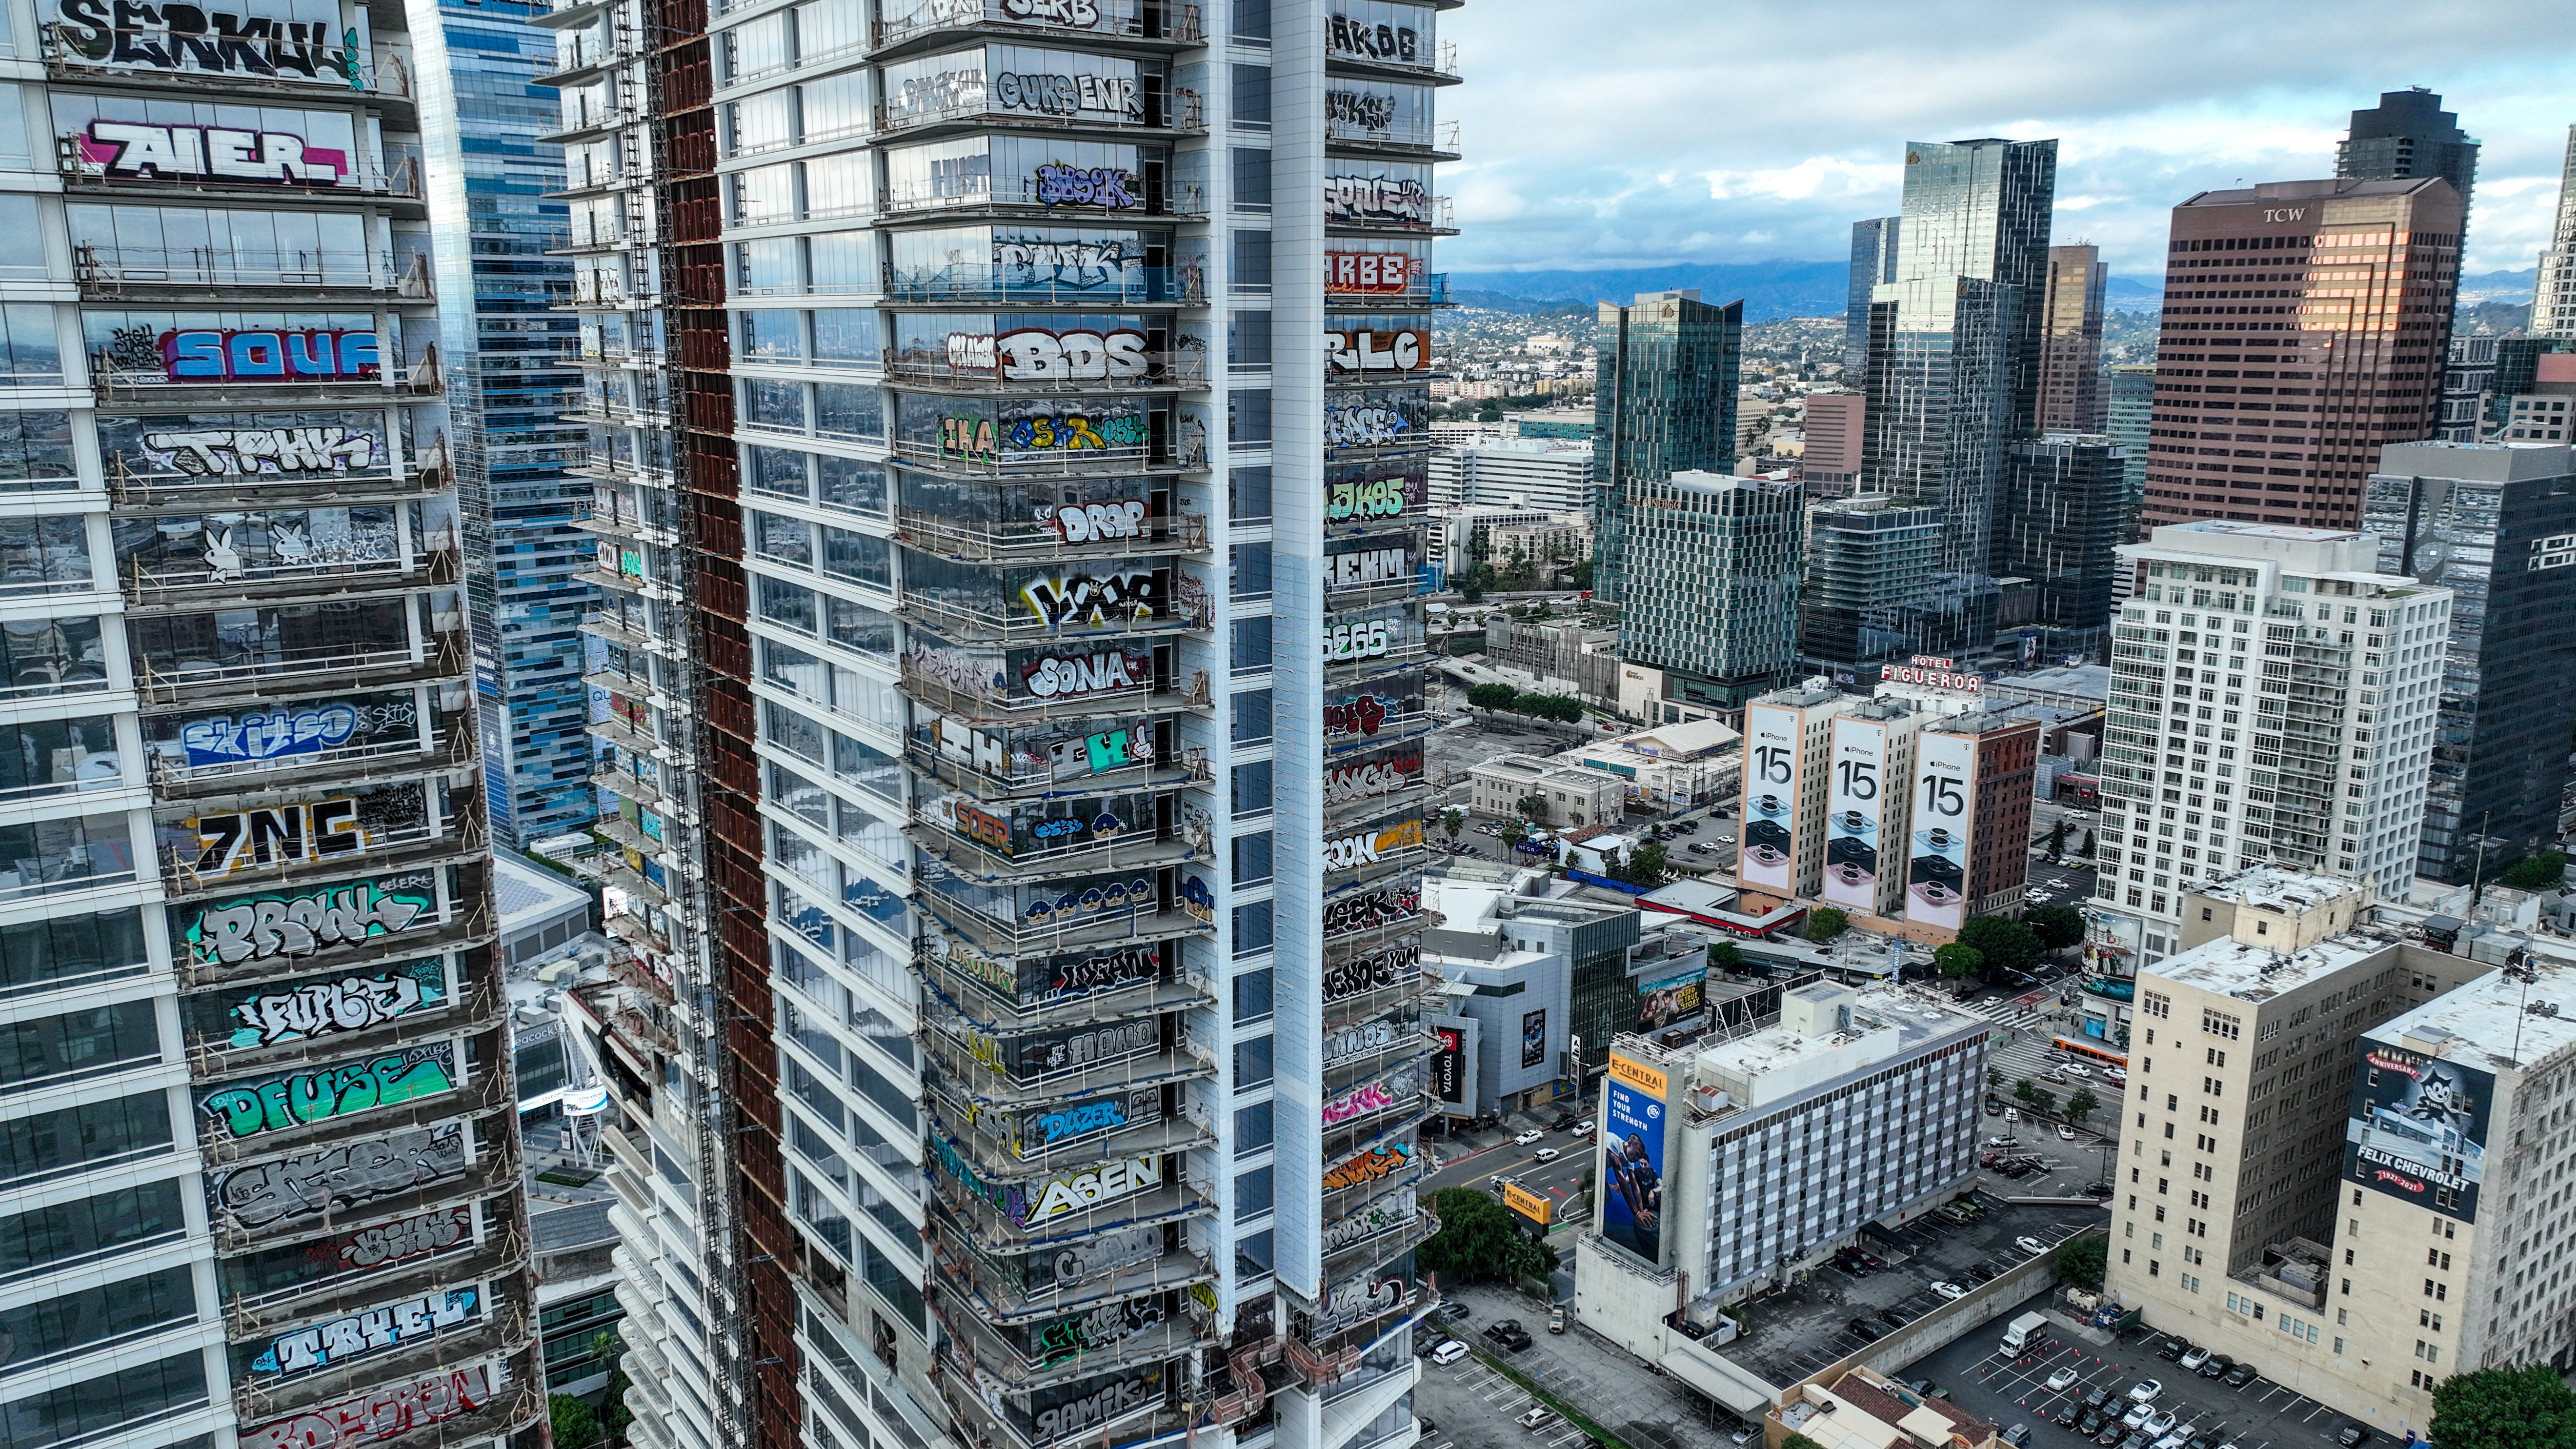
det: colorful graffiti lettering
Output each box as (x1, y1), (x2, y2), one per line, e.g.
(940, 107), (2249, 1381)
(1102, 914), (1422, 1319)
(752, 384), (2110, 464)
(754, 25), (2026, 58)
(1324, 692), (1396, 738)
(52, 0), (365, 85)
(1324, 406), (1414, 453)
(1000, 0), (1100, 24)
(1023, 1154), (1163, 1225)
(206, 1124), (466, 1231)
(1322, 1141), (1410, 1192)
(1321, 1080), (1399, 1126)
(1326, 327), (1430, 373)
(1322, 888), (1421, 939)
(940, 414), (1000, 462)
(250, 1288), (479, 1377)
(200, 1044), (458, 1141)
(1325, 172), (1431, 223)
(1016, 872), (1151, 926)
(338, 1206), (471, 1268)
(239, 1365), (493, 1449)
(1032, 163), (1140, 209)
(222, 960), (446, 1047)
(994, 70), (1139, 120)
(1007, 412), (1107, 451)
(1020, 570), (1161, 629)
(182, 873), (438, 967)
(1031, 1296), (1164, 1366)
(1325, 250), (1417, 294)
(1034, 1097), (1129, 1143)
(1320, 1196), (1416, 1252)
(80, 121), (346, 183)
(999, 327), (1149, 382)
(1045, 498), (1148, 543)
(181, 702), (365, 766)
(1322, 942), (1421, 1001)
(191, 797), (370, 878)
(143, 425), (376, 476)
(161, 328), (381, 382)
(1323, 614), (1393, 662)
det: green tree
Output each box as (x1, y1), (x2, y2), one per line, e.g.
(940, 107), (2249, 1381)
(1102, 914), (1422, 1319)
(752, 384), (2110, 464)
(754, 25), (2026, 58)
(2026, 1085), (2058, 1115)
(1710, 940), (1744, 970)
(552, 1396), (602, 1449)
(2048, 819), (2067, 856)
(1620, 842), (1670, 888)
(1959, 915), (2042, 977)
(2055, 1236), (2107, 1290)
(2430, 1364), (2576, 1449)
(2499, 850), (2569, 891)
(1467, 682), (1519, 713)
(1936, 943), (1984, 979)
(2025, 905), (2087, 952)
(1476, 398), (1504, 423)
(1572, 559), (1595, 590)
(1516, 792), (1550, 825)
(1441, 808), (1465, 843)
(2065, 1087), (2099, 1126)
(594, 1332), (632, 1444)
(1804, 906), (1850, 943)
(1502, 819), (1529, 852)
(2013, 1077), (2038, 1105)
(1421, 1187), (1560, 1282)
(1784, 1436), (1828, 1449)
(2080, 828), (2095, 858)
(1458, 561), (1498, 603)
(1987, 1066), (2006, 1089)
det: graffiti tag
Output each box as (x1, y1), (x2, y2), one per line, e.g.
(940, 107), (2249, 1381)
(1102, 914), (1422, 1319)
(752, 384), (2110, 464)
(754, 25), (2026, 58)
(1325, 173), (1431, 223)
(183, 874), (438, 967)
(181, 702), (372, 766)
(200, 1044), (457, 1141)
(993, 70), (1139, 121)
(143, 426), (377, 476)
(1322, 1141), (1410, 1191)
(1020, 570), (1161, 629)
(1032, 163), (1140, 209)
(80, 121), (345, 184)
(1046, 498), (1148, 543)
(249, 1288), (479, 1377)
(224, 965), (444, 1047)
(239, 1366), (493, 1449)
(339, 1205), (472, 1267)
(1327, 327), (1430, 373)
(1323, 941), (1421, 1000)
(207, 1123), (467, 1231)
(999, 327), (1149, 382)
(53, 0), (365, 85)
(1000, 0), (1100, 23)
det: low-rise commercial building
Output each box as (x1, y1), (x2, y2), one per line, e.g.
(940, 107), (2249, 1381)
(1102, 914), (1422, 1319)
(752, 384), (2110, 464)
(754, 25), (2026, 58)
(1469, 752), (1630, 827)
(1575, 981), (1990, 1359)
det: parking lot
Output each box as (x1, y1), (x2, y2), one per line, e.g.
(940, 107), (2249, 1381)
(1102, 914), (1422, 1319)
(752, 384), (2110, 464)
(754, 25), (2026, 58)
(1721, 1199), (2104, 1387)
(1901, 1299), (2388, 1449)
(1421, 1284), (1751, 1449)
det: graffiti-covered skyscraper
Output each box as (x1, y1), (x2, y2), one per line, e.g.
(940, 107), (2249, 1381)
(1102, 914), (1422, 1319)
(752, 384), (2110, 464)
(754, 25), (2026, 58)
(1, 0), (537, 1443)
(1858, 136), (2057, 654)
(541, 2), (1458, 1449)
(1592, 290), (1741, 610)
(411, 0), (596, 847)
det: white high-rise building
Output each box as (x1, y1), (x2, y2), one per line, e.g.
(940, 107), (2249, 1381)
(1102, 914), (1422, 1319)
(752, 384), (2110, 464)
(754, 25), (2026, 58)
(538, 2), (1459, 1449)
(1427, 437), (1593, 512)
(2091, 523), (2451, 965)
(2530, 125), (2576, 339)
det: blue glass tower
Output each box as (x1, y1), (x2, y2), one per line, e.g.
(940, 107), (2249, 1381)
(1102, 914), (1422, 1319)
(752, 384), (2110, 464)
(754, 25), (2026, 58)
(412, 0), (596, 846)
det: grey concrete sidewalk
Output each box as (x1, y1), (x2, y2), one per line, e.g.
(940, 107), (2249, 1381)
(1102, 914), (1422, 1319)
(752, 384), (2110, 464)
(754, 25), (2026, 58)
(1440, 1281), (1748, 1449)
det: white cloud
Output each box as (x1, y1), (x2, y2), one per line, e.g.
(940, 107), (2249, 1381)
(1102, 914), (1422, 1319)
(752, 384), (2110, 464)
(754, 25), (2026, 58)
(1437, 0), (2576, 279)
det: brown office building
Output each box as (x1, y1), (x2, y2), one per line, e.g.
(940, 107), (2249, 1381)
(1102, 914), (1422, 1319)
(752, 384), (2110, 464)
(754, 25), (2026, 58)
(1801, 390), (1867, 489)
(2040, 242), (2111, 431)
(2141, 178), (2463, 530)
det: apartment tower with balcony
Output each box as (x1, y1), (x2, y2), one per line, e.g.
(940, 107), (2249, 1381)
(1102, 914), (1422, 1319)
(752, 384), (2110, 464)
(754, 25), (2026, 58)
(1, 0), (538, 1445)
(539, 3), (1459, 1449)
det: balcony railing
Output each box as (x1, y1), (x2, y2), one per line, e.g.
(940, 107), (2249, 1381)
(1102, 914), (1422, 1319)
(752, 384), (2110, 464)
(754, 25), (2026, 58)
(74, 245), (434, 301)
(58, 136), (425, 201)
(872, 0), (1204, 51)
(881, 260), (1207, 306)
(92, 350), (444, 408)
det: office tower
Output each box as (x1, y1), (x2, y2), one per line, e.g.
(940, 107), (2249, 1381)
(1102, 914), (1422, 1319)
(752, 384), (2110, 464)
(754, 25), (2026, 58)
(2364, 442), (2576, 885)
(1799, 391), (1864, 490)
(2531, 126), (2576, 339)
(1427, 435), (1593, 511)
(1612, 472), (1804, 712)
(542, 5), (1458, 1449)
(1740, 686), (1861, 903)
(1572, 982), (1987, 1344)
(1819, 703), (1928, 920)
(1996, 434), (2126, 653)
(2090, 523), (2452, 958)
(2105, 898), (2576, 1429)
(1905, 710), (2039, 928)
(2138, 179), (2463, 532)
(2107, 363), (2156, 525)
(1858, 137), (2058, 649)
(6, 0), (536, 1442)
(2337, 88), (2479, 223)
(2435, 334), (2496, 444)
(1592, 291), (1742, 609)
(1798, 494), (1943, 672)
(2477, 338), (2576, 439)
(410, 0), (597, 847)
(1845, 216), (1900, 377)
(2037, 244), (2109, 432)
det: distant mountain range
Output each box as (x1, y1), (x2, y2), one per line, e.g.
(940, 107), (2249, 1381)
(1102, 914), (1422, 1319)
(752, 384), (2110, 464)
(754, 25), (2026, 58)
(1448, 261), (2541, 320)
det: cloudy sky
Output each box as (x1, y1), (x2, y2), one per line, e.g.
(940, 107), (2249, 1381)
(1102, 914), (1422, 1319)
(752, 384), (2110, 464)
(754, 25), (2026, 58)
(1440, 0), (2576, 285)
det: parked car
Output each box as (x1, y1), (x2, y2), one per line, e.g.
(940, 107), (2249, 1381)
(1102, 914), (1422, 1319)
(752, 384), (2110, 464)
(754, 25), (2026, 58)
(1986, 1100), (2004, 1116)
(2156, 1337), (2190, 1361)
(1518, 1406), (1556, 1430)
(2142, 1411), (2178, 1437)
(2054, 1404), (2085, 1429)
(1967, 1264), (1998, 1283)
(2154, 1430), (2191, 1449)
(2117, 1435), (2151, 1449)
(2129, 1379), (2163, 1404)
(2093, 1424), (2125, 1447)
(2005, 1107), (2021, 1122)
(2178, 1346), (2211, 1371)
(1548, 1307), (1566, 1334)
(1549, 1113), (1580, 1131)
(1845, 1318), (1885, 1341)
(1430, 1340), (1470, 1366)
(2058, 1124), (2079, 1141)
(2222, 1362), (2258, 1388)
(1878, 1310), (1910, 1332)
(2017, 1235), (2052, 1255)
(2046, 1367), (2081, 1392)
(2003, 1426), (2034, 1449)
(1730, 1427), (1757, 1447)
(2082, 1387), (2113, 1411)
(1932, 1281), (1969, 1301)
(2079, 1412), (2107, 1436)
(2122, 1405), (2153, 1431)
(2335, 1426), (2368, 1448)
(2197, 1354), (2234, 1380)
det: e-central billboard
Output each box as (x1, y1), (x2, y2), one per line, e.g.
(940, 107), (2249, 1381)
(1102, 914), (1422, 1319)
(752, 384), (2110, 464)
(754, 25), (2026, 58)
(1600, 1053), (1668, 1266)
(1823, 716), (1889, 912)
(2344, 1041), (2491, 1222)
(1908, 731), (1975, 929)
(1739, 702), (1800, 893)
